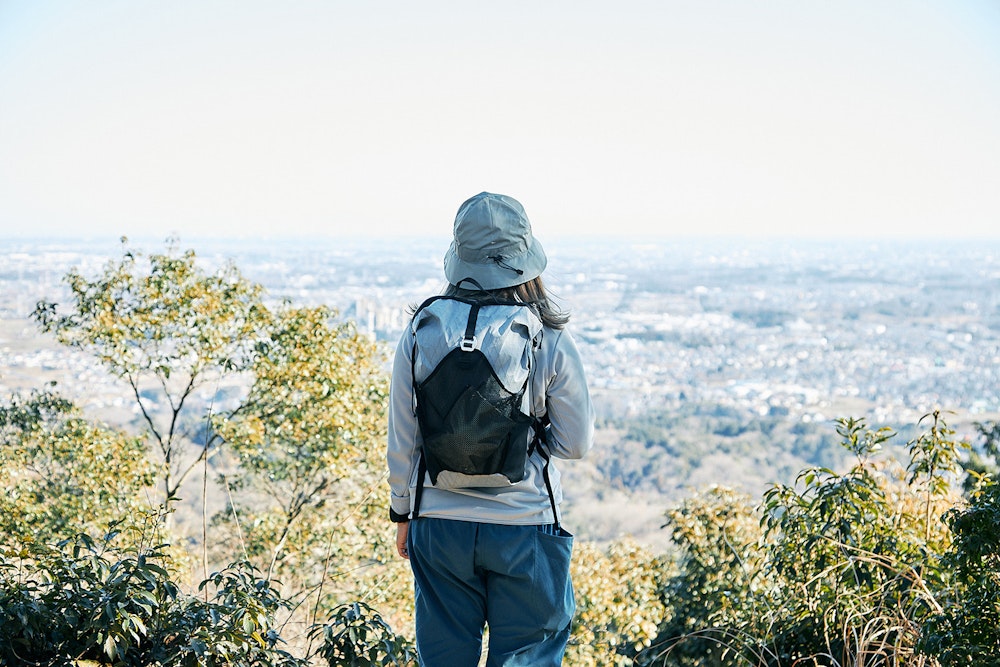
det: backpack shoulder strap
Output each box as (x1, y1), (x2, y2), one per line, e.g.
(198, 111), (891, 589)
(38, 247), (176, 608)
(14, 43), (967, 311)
(410, 298), (481, 520)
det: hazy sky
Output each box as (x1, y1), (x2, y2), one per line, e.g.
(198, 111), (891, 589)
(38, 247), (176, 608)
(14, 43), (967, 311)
(1, 1), (999, 241)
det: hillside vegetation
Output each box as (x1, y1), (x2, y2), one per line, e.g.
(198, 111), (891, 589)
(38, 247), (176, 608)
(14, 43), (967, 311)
(1, 240), (998, 666)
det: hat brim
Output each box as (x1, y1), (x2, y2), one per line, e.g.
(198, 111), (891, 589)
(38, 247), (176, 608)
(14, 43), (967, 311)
(443, 235), (547, 290)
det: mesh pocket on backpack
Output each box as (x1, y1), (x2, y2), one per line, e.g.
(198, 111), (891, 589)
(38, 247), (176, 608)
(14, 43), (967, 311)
(416, 348), (532, 487)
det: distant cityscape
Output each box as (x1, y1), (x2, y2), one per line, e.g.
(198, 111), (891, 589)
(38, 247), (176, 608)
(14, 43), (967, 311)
(2, 235), (999, 435)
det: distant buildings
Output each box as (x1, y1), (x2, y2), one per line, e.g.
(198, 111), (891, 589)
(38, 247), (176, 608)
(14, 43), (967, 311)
(2, 236), (999, 433)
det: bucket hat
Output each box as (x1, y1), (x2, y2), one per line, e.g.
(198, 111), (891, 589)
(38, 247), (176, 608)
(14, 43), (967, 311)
(443, 192), (547, 290)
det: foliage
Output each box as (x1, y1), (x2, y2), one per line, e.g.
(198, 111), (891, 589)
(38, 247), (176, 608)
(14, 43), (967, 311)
(309, 601), (417, 666)
(33, 237), (266, 511)
(29, 240), (404, 620)
(959, 420), (1000, 493)
(569, 539), (671, 666)
(907, 410), (968, 542)
(918, 480), (1000, 664)
(754, 417), (955, 666)
(0, 530), (302, 667)
(0, 390), (157, 548)
(17, 237), (1000, 665)
(640, 486), (767, 666)
(641, 415), (965, 667)
(211, 304), (390, 579)
(209, 302), (404, 632)
(0, 529), (418, 667)
(21, 239), (408, 662)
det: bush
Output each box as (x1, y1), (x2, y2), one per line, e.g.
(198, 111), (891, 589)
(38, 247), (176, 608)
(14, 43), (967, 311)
(640, 486), (765, 667)
(309, 601), (417, 666)
(919, 480), (1000, 664)
(0, 529), (421, 666)
(640, 414), (965, 667)
(570, 539), (670, 666)
(0, 391), (156, 548)
(0, 531), (302, 667)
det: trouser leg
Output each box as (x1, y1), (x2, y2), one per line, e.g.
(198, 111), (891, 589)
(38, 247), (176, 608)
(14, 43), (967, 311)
(479, 523), (575, 667)
(407, 518), (487, 666)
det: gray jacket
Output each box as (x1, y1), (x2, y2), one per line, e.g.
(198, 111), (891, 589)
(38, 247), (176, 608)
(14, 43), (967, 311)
(387, 307), (595, 525)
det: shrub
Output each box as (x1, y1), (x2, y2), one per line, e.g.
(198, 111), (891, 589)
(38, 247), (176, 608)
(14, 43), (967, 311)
(0, 391), (157, 549)
(570, 539), (670, 666)
(919, 479), (1000, 664)
(640, 414), (965, 667)
(0, 532), (303, 666)
(309, 601), (417, 666)
(640, 486), (766, 666)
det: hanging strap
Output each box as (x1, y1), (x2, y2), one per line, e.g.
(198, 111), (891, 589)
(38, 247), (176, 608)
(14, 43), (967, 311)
(409, 311), (425, 520)
(533, 418), (561, 532)
(412, 453), (428, 519)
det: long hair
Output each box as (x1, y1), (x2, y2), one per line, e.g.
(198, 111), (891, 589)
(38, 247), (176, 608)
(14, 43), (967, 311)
(444, 276), (569, 330)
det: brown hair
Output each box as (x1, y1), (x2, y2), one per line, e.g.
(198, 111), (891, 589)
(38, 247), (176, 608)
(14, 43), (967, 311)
(444, 275), (569, 330)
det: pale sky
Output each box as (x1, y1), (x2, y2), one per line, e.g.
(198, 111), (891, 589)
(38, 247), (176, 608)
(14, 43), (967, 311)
(1, 1), (999, 241)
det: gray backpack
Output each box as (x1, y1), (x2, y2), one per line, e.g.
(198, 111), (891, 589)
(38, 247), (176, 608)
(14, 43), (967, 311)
(409, 295), (557, 522)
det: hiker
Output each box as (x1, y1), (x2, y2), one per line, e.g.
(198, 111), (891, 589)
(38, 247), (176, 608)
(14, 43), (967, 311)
(387, 191), (595, 666)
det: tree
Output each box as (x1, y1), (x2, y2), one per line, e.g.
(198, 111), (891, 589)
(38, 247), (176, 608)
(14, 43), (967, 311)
(0, 390), (157, 549)
(33, 238), (265, 516)
(30, 238), (404, 633)
(210, 303), (404, 624)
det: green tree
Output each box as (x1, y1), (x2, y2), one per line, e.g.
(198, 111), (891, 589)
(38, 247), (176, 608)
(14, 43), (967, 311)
(0, 390), (157, 549)
(33, 238), (266, 515)
(210, 304), (403, 623)
(29, 239), (406, 645)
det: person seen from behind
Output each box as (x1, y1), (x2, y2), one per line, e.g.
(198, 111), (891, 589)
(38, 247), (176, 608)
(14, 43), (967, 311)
(387, 191), (595, 665)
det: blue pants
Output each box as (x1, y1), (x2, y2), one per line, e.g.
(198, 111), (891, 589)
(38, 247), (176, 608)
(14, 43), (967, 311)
(407, 518), (575, 666)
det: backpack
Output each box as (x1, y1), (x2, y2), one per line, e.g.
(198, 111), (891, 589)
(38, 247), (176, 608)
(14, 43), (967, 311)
(408, 295), (559, 523)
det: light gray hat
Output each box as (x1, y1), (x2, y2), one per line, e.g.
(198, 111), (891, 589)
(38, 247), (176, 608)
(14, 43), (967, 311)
(443, 192), (547, 290)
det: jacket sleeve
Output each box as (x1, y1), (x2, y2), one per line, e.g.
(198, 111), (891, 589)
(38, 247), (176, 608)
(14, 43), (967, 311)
(386, 329), (420, 521)
(541, 328), (595, 460)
